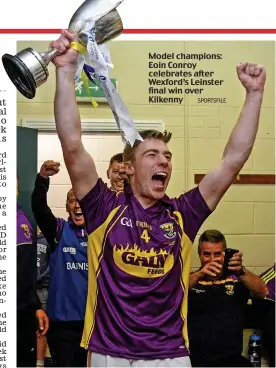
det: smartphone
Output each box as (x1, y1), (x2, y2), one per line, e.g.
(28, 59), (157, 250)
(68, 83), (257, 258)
(223, 248), (239, 275)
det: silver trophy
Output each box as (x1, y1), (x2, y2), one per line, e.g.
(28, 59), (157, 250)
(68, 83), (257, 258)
(1, 0), (124, 99)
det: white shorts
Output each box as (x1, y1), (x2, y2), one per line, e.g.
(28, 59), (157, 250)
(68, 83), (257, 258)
(87, 352), (191, 367)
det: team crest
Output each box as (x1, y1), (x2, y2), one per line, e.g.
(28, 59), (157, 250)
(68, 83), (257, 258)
(21, 224), (30, 239)
(225, 284), (234, 295)
(160, 223), (176, 239)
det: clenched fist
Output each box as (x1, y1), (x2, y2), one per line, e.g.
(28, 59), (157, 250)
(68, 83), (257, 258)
(237, 62), (266, 92)
(39, 160), (60, 178)
(228, 251), (244, 274)
(50, 29), (78, 69)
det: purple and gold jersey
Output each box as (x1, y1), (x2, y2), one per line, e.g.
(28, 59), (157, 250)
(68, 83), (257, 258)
(17, 204), (40, 313)
(80, 179), (211, 359)
(17, 204), (33, 245)
(260, 264), (275, 302)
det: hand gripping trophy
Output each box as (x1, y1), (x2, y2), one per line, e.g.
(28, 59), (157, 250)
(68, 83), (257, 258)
(2, 0), (143, 146)
(1, 0), (124, 99)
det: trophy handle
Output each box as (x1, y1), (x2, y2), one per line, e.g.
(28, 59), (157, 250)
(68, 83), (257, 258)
(40, 48), (58, 65)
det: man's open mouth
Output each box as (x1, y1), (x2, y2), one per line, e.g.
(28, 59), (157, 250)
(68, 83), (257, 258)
(151, 172), (167, 188)
(74, 210), (83, 219)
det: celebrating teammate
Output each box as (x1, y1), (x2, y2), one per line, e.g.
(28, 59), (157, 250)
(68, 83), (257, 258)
(49, 29), (266, 367)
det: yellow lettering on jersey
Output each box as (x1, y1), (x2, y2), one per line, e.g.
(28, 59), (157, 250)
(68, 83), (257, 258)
(141, 229), (150, 243)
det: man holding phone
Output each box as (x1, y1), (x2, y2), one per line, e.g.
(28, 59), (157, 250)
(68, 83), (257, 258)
(188, 229), (268, 367)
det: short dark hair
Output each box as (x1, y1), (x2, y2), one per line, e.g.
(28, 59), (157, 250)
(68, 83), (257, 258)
(109, 153), (123, 168)
(66, 188), (74, 201)
(123, 130), (172, 162)
(198, 229), (227, 254)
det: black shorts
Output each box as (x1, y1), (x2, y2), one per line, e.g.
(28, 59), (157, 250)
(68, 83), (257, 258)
(47, 320), (87, 367)
(17, 312), (37, 367)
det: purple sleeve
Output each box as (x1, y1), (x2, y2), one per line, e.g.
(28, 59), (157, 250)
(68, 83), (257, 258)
(259, 264), (275, 278)
(17, 210), (33, 245)
(79, 178), (121, 235)
(17, 208), (42, 312)
(173, 186), (212, 242)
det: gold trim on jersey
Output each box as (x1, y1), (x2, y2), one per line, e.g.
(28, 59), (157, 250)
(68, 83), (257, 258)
(261, 267), (275, 301)
(264, 297), (275, 302)
(173, 210), (193, 351)
(81, 205), (128, 349)
(262, 268), (275, 283)
(199, 277), (239, 285)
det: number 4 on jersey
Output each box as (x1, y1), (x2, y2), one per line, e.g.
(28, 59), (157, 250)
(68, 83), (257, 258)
(141, 229), (150, 243)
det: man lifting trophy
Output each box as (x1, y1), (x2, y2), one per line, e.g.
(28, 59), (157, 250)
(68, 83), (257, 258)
(2, 0), (142, 146)
(1, 0), (124, 99)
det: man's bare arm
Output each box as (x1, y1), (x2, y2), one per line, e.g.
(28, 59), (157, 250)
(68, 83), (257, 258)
(228, 251), (268, 298)
(199, 62), (266, 211)
(52, 30), (98, 200)
(189, 271), (203, 289)
(239, 269), (268, 298)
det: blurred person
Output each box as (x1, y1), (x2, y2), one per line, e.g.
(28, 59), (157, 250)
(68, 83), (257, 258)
(252, 264), (275, 366)
(17, 180), (49, 367)
(36, 227), (51, 368)
(106, 153), (126, 191)
(260, 263), (275, 302)
(50, 29), (266, 367)
(188, 230), (268, 367)
(31, 161), (88, 367)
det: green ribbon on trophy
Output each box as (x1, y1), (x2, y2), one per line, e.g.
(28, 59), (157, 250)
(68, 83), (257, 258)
(71, 41), (98, 108)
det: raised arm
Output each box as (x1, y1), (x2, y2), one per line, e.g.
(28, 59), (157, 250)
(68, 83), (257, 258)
(32, 161), (61, 250)
(50, 30), (98, 200)
(199, 62), (266, 211)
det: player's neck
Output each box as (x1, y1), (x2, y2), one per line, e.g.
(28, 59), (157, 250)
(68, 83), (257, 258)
(129, 180), (159, 209)
(133, 192), (158, 209)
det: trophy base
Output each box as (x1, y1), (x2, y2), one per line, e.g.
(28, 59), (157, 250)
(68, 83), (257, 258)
(2, 53), (37, 99)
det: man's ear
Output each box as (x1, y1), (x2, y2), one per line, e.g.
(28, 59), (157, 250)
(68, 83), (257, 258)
(124, 161), (135, 175)
(66, 202), (69, 213)
(106, 169), (110, 180)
